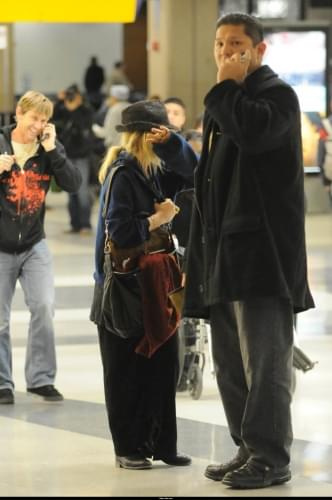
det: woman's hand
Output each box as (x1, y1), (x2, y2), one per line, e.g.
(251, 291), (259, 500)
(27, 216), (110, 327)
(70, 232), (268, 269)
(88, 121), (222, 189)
(155, 198), (179, 222)
(145, 125), (171, 144)
(148, 198), (180, 230)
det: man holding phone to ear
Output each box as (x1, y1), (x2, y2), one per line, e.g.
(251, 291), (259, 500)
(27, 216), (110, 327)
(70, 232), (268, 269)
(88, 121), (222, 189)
(183, 13), (314, 489)
(0, 90), (82, 404)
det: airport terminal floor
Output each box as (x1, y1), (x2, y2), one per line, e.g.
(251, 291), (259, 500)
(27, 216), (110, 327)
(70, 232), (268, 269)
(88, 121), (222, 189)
(1, 190), (332, 498)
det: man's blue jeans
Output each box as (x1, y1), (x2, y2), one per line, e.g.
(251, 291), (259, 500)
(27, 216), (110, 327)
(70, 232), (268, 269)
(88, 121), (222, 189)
(0, 239), (56, 390)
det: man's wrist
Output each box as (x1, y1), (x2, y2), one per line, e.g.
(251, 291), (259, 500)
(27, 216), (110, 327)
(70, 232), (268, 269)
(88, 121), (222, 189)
(44, 145), (56, 152)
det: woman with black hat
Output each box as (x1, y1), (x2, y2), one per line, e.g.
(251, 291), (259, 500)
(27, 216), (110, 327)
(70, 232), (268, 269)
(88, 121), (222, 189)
(91, 100), (197, 470)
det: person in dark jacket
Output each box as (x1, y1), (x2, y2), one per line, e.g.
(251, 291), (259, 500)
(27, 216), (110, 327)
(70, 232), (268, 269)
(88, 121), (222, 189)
(84, 56), (105, 110)
(0, 90), (82, 404)
(164, 97), (187, 133)
(91, 100), (197, 470)
(183, 13), (314, 489)
(55, 85), (94, 234)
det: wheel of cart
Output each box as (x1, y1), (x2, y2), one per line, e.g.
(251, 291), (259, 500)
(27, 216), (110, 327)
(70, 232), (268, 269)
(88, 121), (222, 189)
(176, 318), (208, 399)
(187, 351), (205, 400)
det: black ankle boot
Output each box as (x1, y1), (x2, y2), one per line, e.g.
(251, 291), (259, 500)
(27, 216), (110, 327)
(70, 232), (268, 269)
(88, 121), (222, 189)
(115, 455), (152, 470)
(159, 453), (192, 466)
(205, 453), (248, 481)
(222, 461), (291, 489)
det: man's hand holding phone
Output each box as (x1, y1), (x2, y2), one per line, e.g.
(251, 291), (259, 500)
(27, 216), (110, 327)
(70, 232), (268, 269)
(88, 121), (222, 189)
(40, 123), (56, 152)
(217, 49), (251, 84)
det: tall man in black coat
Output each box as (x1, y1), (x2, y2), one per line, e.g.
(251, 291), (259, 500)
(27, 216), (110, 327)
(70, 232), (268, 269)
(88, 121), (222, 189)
(183, 13), (314, 490)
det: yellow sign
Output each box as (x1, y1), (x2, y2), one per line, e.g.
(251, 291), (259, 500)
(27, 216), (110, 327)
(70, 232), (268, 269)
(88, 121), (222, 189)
(0, 0), (137, 22)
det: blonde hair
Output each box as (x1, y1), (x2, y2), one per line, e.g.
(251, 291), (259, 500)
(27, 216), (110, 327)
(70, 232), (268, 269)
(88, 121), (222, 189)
(98, 131), (162, 183)
(17, 90), (53, 120)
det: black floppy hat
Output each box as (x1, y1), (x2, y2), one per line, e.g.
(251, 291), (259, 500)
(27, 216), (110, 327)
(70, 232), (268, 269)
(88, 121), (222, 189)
(115, 100), (172, 132)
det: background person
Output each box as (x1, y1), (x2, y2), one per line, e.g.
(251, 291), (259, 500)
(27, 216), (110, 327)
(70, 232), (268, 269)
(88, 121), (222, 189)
(318, 112), (332, 202)
(84, 56), (105, 111)
(0, 90), (82, 404)
(164, 97), (187, 133)
(55, 85), (94, 235)
(108, 60), (133, 91)
(164, 97), (201, 393)
(92, 84), (130, 149)
(183, 13), (314, 490)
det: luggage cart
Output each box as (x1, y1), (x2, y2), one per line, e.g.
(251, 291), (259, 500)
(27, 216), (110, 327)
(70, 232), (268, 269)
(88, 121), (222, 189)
(177, 319), (317, 398)
(177, 318), (211, 400)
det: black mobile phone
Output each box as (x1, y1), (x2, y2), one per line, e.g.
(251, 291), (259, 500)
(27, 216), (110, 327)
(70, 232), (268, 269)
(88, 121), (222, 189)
(38, 132), (50, 143)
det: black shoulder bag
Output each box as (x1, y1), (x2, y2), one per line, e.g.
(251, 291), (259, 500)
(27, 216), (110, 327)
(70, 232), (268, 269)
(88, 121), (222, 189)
(101, 162), (181, 338)
(101, 164), (144, 339)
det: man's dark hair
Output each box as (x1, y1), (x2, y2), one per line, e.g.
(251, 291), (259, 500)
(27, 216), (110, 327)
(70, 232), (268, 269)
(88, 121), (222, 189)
(65, 84), (80, 102)
(164, 97), (186, 109)
(216, 13), (264, 46)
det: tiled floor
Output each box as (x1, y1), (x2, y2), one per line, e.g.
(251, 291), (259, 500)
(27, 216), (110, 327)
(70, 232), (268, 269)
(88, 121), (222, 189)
(1, 190), (332, 497)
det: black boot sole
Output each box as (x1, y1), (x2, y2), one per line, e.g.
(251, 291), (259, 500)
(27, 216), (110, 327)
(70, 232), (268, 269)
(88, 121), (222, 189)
(222, 472), (291, 489)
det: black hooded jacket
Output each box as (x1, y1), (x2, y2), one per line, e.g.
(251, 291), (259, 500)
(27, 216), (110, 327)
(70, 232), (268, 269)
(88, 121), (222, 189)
(0, 125), (82, 253)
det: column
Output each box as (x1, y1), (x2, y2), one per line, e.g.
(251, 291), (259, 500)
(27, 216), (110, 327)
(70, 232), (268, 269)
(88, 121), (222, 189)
(147, 0), (219, 127)
(0, 24), (14, 123)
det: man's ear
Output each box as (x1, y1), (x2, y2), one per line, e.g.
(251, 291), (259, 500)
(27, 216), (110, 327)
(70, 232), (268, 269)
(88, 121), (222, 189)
(16, 105), (23, 120)
(257, 41), (267, 58)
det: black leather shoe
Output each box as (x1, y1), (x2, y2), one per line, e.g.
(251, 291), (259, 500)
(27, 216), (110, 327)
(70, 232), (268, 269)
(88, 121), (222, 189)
(159, 453), (192, 466)
(0, 388), (14, 404)
(205, 454), (248, 481)
(115, 455), (152, 470)
(222, 461), (291, 489)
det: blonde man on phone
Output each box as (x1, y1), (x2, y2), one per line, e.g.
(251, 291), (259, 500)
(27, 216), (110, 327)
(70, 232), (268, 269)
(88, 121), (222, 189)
(0, 90), (81, 404)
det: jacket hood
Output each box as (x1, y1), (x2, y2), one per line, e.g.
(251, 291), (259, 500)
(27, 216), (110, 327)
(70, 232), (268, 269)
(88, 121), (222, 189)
(0, 124), (15, 142)
(0, 125), (15, 154)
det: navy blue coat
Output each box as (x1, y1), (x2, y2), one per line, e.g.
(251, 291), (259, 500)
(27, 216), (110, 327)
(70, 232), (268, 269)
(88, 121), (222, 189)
(183, 65), (314, 317)
(94, 132), (197, 284)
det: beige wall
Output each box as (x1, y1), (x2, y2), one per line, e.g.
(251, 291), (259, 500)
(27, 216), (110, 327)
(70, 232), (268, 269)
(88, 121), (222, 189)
(147, 0), (219, 127)
(0, 24), (14, 113)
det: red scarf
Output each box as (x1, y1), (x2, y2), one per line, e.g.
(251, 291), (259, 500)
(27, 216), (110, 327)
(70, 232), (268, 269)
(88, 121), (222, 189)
(135, 253), (182, 358)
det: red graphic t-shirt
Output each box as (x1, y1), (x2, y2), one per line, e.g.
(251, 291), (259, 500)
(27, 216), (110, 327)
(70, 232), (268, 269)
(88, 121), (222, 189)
(3, 169), (50, 215)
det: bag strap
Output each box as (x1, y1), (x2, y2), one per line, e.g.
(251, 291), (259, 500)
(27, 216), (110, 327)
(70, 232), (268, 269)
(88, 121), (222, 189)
(102, 158), (169, 223)
(102, 157), (175, 252)
(102, 161), (125, 219)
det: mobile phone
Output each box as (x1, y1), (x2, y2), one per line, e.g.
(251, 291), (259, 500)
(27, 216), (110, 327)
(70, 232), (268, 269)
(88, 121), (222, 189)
(39, 132), (50, 143)
(239, 51), (247, 62)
